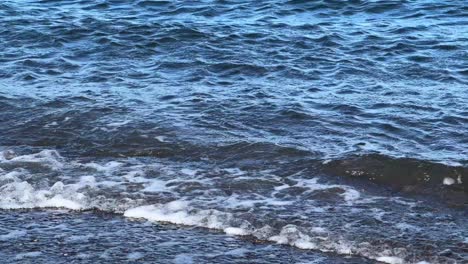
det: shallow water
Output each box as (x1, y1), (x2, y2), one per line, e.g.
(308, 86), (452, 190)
(0, 0), (467, 263)
(1, 210), (377, 263)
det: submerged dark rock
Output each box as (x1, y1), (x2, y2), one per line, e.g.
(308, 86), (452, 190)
(322, 154), (467, 207)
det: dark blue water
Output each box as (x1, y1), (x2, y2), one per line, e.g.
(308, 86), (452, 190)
(0, 1), (467, 263)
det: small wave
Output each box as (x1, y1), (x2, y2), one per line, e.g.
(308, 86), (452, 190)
(0, 149), (466, 263)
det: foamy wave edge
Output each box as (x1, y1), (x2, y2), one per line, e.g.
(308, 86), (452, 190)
(0, 180), (431, 264)
(0, 149), (427, 263)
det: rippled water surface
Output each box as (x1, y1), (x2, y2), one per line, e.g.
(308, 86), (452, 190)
(0, 1), (467, 263)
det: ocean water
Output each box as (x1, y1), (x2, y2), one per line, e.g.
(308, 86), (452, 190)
(0, 0), (467, 263)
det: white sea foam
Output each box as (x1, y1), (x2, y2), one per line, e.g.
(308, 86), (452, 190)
(223, 194), (292, 209)
(122, 200), (415, 263)
(1, 149), (64, 170)
(123, 201), (365, 258)
(142, 179), (168, 192)
(376, 256), (404, 264)
(224, 227), (249, 236)
(294, 178), (361, 204)
(124, 201), (227, 230)
(0, 179), (88, 211)
(269, 225), (318, 250)
(443, 177), (455, 185)
(82, 161), (122, 174)
(0, 180), (85, 210)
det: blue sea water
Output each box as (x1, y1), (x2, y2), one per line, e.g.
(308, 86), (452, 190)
(0, 1), (467, 263)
